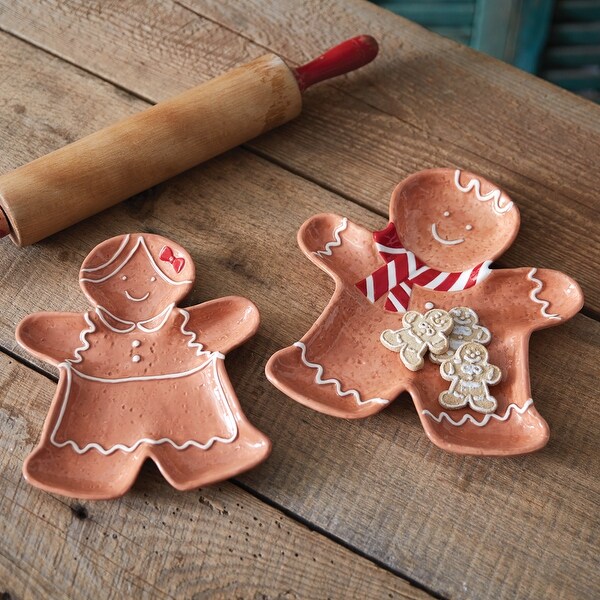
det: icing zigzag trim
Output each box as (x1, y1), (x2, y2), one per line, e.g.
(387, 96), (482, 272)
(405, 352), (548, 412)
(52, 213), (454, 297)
(527, 268), (560, 320)
(454, 170), (514, 214)
(314, 218), (348, 257)
(422, 398), (534, 427)
(67, 312), (95, 364)
(294, 341), (388, 405)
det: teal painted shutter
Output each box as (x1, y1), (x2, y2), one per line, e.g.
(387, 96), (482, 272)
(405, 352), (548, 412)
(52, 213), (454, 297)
(541, 0), (600, 101)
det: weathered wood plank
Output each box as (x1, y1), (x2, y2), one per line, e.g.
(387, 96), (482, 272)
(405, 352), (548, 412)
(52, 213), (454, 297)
(0, 29), (598, 599)
(0, 354), (428, 600)
(0, 0), (598, 311)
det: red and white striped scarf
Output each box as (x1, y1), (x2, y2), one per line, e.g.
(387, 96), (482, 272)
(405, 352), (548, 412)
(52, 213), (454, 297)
(356, 223), (492, 312)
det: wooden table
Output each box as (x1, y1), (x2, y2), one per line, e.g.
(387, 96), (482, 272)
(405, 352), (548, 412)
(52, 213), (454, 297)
(0, 1), (598, 598)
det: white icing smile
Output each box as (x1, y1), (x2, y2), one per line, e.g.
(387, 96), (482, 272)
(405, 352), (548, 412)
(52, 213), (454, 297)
(125, 290), (150, 302)
(431, 223), (464, 246)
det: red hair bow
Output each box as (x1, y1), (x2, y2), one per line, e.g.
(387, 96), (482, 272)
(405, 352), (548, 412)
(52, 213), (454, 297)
(159, 245), (185, 274)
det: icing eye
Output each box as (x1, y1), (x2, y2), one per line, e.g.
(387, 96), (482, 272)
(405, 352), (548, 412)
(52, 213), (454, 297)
(121, 275), (127, 281)
(465, 224), (473, 231)
(443, 211), (450, 217)
(150, 276), (156, 282)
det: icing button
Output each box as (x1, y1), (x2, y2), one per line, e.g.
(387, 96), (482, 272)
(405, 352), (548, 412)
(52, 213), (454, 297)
(424, 302), (434, 310)
(132, 340), (141, 348)
(132, 354), (141, 363)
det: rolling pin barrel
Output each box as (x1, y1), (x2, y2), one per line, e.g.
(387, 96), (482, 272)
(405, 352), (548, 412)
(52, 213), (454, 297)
(0, 35), (378, 246)
(0, 54), (301, 246)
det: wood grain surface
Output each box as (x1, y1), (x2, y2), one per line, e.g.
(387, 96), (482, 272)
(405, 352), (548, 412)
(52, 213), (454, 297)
(0, 2), (598, 599)
(0, 354), (428, 600)
(0, 0), (598, 311)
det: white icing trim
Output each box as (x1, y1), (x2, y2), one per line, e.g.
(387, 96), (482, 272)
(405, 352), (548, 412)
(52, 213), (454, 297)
(95, 303), (175, 334)
(79, 235), (192, 286)
(293, 341), (389, 405)
(422, 398), (534, 427)
(431, 223), (464, 245)
(314, 218), (348, 257)
(68, 352), (224, 383)
(95, 305), (135, 333)
(125, 291), (150, 302)
(81, 234), (131, 272)
(179, 308), (212, 356)
(454, 170), (514, 214)
(51, 356), (236, 455)
(527, 268), (560, 320)
(67, 312), (96, 364)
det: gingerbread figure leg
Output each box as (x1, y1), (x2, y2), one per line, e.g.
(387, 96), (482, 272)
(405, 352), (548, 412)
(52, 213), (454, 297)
(439, 387), (468, 410)
(267, 340), (394, 419)
(149, 421), (271, 491)
(266, 286), (416, 419)
(22, 375), (145, 499)
(24, 441), (145, 500)
(469, 386), (498, 413)
(148, 363), (271, 490)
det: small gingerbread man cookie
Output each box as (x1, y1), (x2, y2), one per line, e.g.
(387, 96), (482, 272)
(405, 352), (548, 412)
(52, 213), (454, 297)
(429, 306), (491, 364)
(439, 342), (502, 414)
(381, 309), (453, 371)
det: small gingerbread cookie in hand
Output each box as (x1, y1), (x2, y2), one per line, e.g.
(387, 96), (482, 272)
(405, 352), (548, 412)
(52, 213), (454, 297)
(429, 306), (491, 364)
(381, 309), (454, 371)
(439, 342), (502, 414)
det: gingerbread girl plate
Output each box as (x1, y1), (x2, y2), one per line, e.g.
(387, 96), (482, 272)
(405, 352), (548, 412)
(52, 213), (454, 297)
(266, 168), (583, 456)
(17, 233), (271, 499)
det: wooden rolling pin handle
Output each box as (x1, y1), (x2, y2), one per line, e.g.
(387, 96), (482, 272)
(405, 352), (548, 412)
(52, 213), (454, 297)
(293, 35), (379, 91)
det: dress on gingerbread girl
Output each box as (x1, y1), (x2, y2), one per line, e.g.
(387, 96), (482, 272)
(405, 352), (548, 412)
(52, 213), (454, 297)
(17, 233), (270, 499)
(266, 168), (583, 455)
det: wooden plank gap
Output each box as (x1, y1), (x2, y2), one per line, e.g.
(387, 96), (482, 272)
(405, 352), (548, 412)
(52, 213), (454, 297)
(233, 478), (448, 600)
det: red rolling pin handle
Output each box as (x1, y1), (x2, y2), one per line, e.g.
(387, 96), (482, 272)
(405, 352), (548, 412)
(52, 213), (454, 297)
(293, 35), (379, 91)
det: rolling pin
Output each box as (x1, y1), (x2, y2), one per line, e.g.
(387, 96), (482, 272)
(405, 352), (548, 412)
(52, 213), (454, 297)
(0, 35), (378, 246)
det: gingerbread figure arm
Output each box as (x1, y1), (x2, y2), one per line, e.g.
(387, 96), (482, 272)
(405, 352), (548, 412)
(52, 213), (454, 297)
(488, 267), (583, 328)
(16, 312), (90, 366)
(181, 296), (260, 355)
(524, 268), (584, 326)
(475, 325), (492, 344)
(298, 213), (383, 283)
(440, 360), (456, 379)
(485, 364), (502, 385)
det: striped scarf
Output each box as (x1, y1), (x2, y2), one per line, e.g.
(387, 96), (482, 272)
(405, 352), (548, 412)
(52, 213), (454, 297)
(356, 223), (491, 312)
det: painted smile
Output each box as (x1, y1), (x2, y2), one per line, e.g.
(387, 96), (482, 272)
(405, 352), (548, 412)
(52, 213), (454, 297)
(431, 223), (464, 246)
(125, 291), (150, 302)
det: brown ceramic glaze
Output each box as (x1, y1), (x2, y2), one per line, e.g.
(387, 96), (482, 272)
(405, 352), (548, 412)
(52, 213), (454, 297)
(266, 168), (584, 456)
(17, 233), (271, 499)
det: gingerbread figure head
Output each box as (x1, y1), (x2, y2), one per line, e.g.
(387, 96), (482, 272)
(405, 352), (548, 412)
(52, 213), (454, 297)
(79, 233), (194, 322)
(430, 306), (492, 364)
(390, 169), (520, 272)
(403, 309), (453, 354)
(453, 341), (493, 375)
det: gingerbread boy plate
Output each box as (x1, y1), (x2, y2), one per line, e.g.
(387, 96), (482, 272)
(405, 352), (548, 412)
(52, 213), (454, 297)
(16, 233), (271, 499)
(266, 168), (583, 456)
